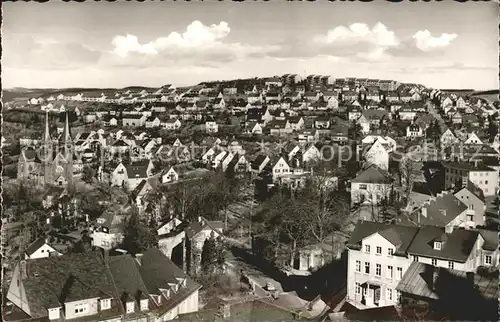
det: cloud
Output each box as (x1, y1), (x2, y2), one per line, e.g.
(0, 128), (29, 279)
(412, 30), (457, 52)
(314, 22), (399, 48)
(3, 36), (101, 70)
(109, 21), (278, 67)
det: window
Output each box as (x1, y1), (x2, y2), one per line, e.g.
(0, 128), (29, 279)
(467, 215), (474, 221)
(434, 242), (441, 250)
(448, 261), (454, 269)
(74, 303), (88, 315)
(413, 255), (419, 262)
(388, 248), (394, 256)
(485, 180), (488, 184)
(360, 184), (367, 190)
(485, 255), (492, 265)
(140, 299), (148, 311)
(397, 267), (403, 279)
(355, 260), (361, 272)
(365, 245), (371, 253)
(355, 282), (361, 294)
(375, 264), (381, 277)
(432, 259), (437, 266)
(376, 246), (382, 255)
(387, 288), (393, 301)
(364, 262), (370, 274)
(100, 299), (111, 310)
(126, 301), (134, 313)
(387, 265), (393, 278)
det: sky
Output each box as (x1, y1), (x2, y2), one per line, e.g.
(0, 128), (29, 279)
(3, 1), (498, 90)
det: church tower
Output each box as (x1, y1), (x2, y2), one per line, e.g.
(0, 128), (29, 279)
(59, 112), (74, 188)
(41, 111), (54, 186)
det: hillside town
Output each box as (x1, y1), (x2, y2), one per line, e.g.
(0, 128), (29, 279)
(2, 73), (499, 321)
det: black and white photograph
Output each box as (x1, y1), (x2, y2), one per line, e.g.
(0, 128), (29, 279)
(1, 1), (499, 321)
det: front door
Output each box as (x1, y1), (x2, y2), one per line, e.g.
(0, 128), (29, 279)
(374, 287), (381, 305)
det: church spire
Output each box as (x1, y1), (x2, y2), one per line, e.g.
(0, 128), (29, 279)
(44, 111), (51, 142)
(61, 111), (72, 145)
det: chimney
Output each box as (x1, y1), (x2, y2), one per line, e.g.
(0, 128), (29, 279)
(466, 272), (475, 288)
(20, 260), (28, 279)
(421, 207), (427, 218)
(445, 225), (454, 234)
(473, 160), (478, 168)
(198, 216), (203, 224)
(431, 266), (439, 291)
(135, 253), (143, 266)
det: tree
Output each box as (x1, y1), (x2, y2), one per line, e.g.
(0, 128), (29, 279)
(399, 157), (419, 203)
(201, 232), (218, 274)
(120, 208), (158, 255)
(487, 115), (498, 141)
(82, 165), (95, 184)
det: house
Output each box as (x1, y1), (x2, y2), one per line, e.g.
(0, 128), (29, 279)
(346, 221), (419, 308)
(24, 237), (61, 260)
(350, 165), (393, 206)
(396, 262), (498, 321)
(464, 132), (483, 145)
(268, 119), (292, 136)
(398, 106), (418, 121)
(91, 212), (126, 250)
(123, 114), (146, 127)
(356, 115), (370, 135)
(287, 116), (304, 131)
(251, 155), (270, 174)
(454, 181), (486, 228)
(131, 179), (153, 213)
(164, 118), (182, 130)
(440, 129), (459, 147)
(145, 116), (161, 128)
(6, 252), (123, 321)
(161, 166), (179, 184)
(406, 122), (424, 138)
(245, 121), (263, 135)
(272, 156), (292, 182)
(205, 116), (219, 133)
(213, 97), (226, 109)
(442, 161), (499, 197)
(363, 139), (390, 170)
(103, 115), (118, 127)
(226, 154), (250, 175)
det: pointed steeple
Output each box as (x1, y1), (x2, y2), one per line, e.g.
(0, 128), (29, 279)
(60, 112), (72, 145)
(43, 111), (52, 142)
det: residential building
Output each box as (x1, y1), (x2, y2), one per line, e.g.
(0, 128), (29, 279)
(350, 165), (394, 206)
(24, 237), (62, 260)
(442, 161), (499, 197)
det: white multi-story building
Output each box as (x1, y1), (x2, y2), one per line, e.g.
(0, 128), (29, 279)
(346, 221), (499, 309)
(443, 161), (499, 197)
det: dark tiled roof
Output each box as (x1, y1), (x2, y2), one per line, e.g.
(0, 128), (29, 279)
(477, 229), (498, 251)
(125, 164), (148, 178)
(25, 237), (49, 256)
(396, 261), (498, 301)
(22, 251), (117, 318)
(351, 164), (393, 184)
(109, 255), (149, 303)
(407, 226), (479, 262)
(410, 192), (467, 227)
(442, 161), (495, 172)
(346, 221), (419, 255)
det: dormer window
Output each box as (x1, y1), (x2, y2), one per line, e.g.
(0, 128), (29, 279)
(140, 299), (148, 311)
(48, 308), (60, 320)
(434, 242), (442, 250)
(100, 298), (111, 310)
(126, 301), (135, 313)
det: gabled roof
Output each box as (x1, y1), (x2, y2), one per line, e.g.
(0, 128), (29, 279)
(351, 164), (393, 184)
(125, 163), (148, 178)
(21, 251), (118, 318)
(25, 237), (52, 256)
(346, 221), (419, 254)
(407, 226), (480, 262)
(410, 192), (467, 227)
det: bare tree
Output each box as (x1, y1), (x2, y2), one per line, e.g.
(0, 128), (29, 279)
(399, 156), (420, 204)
